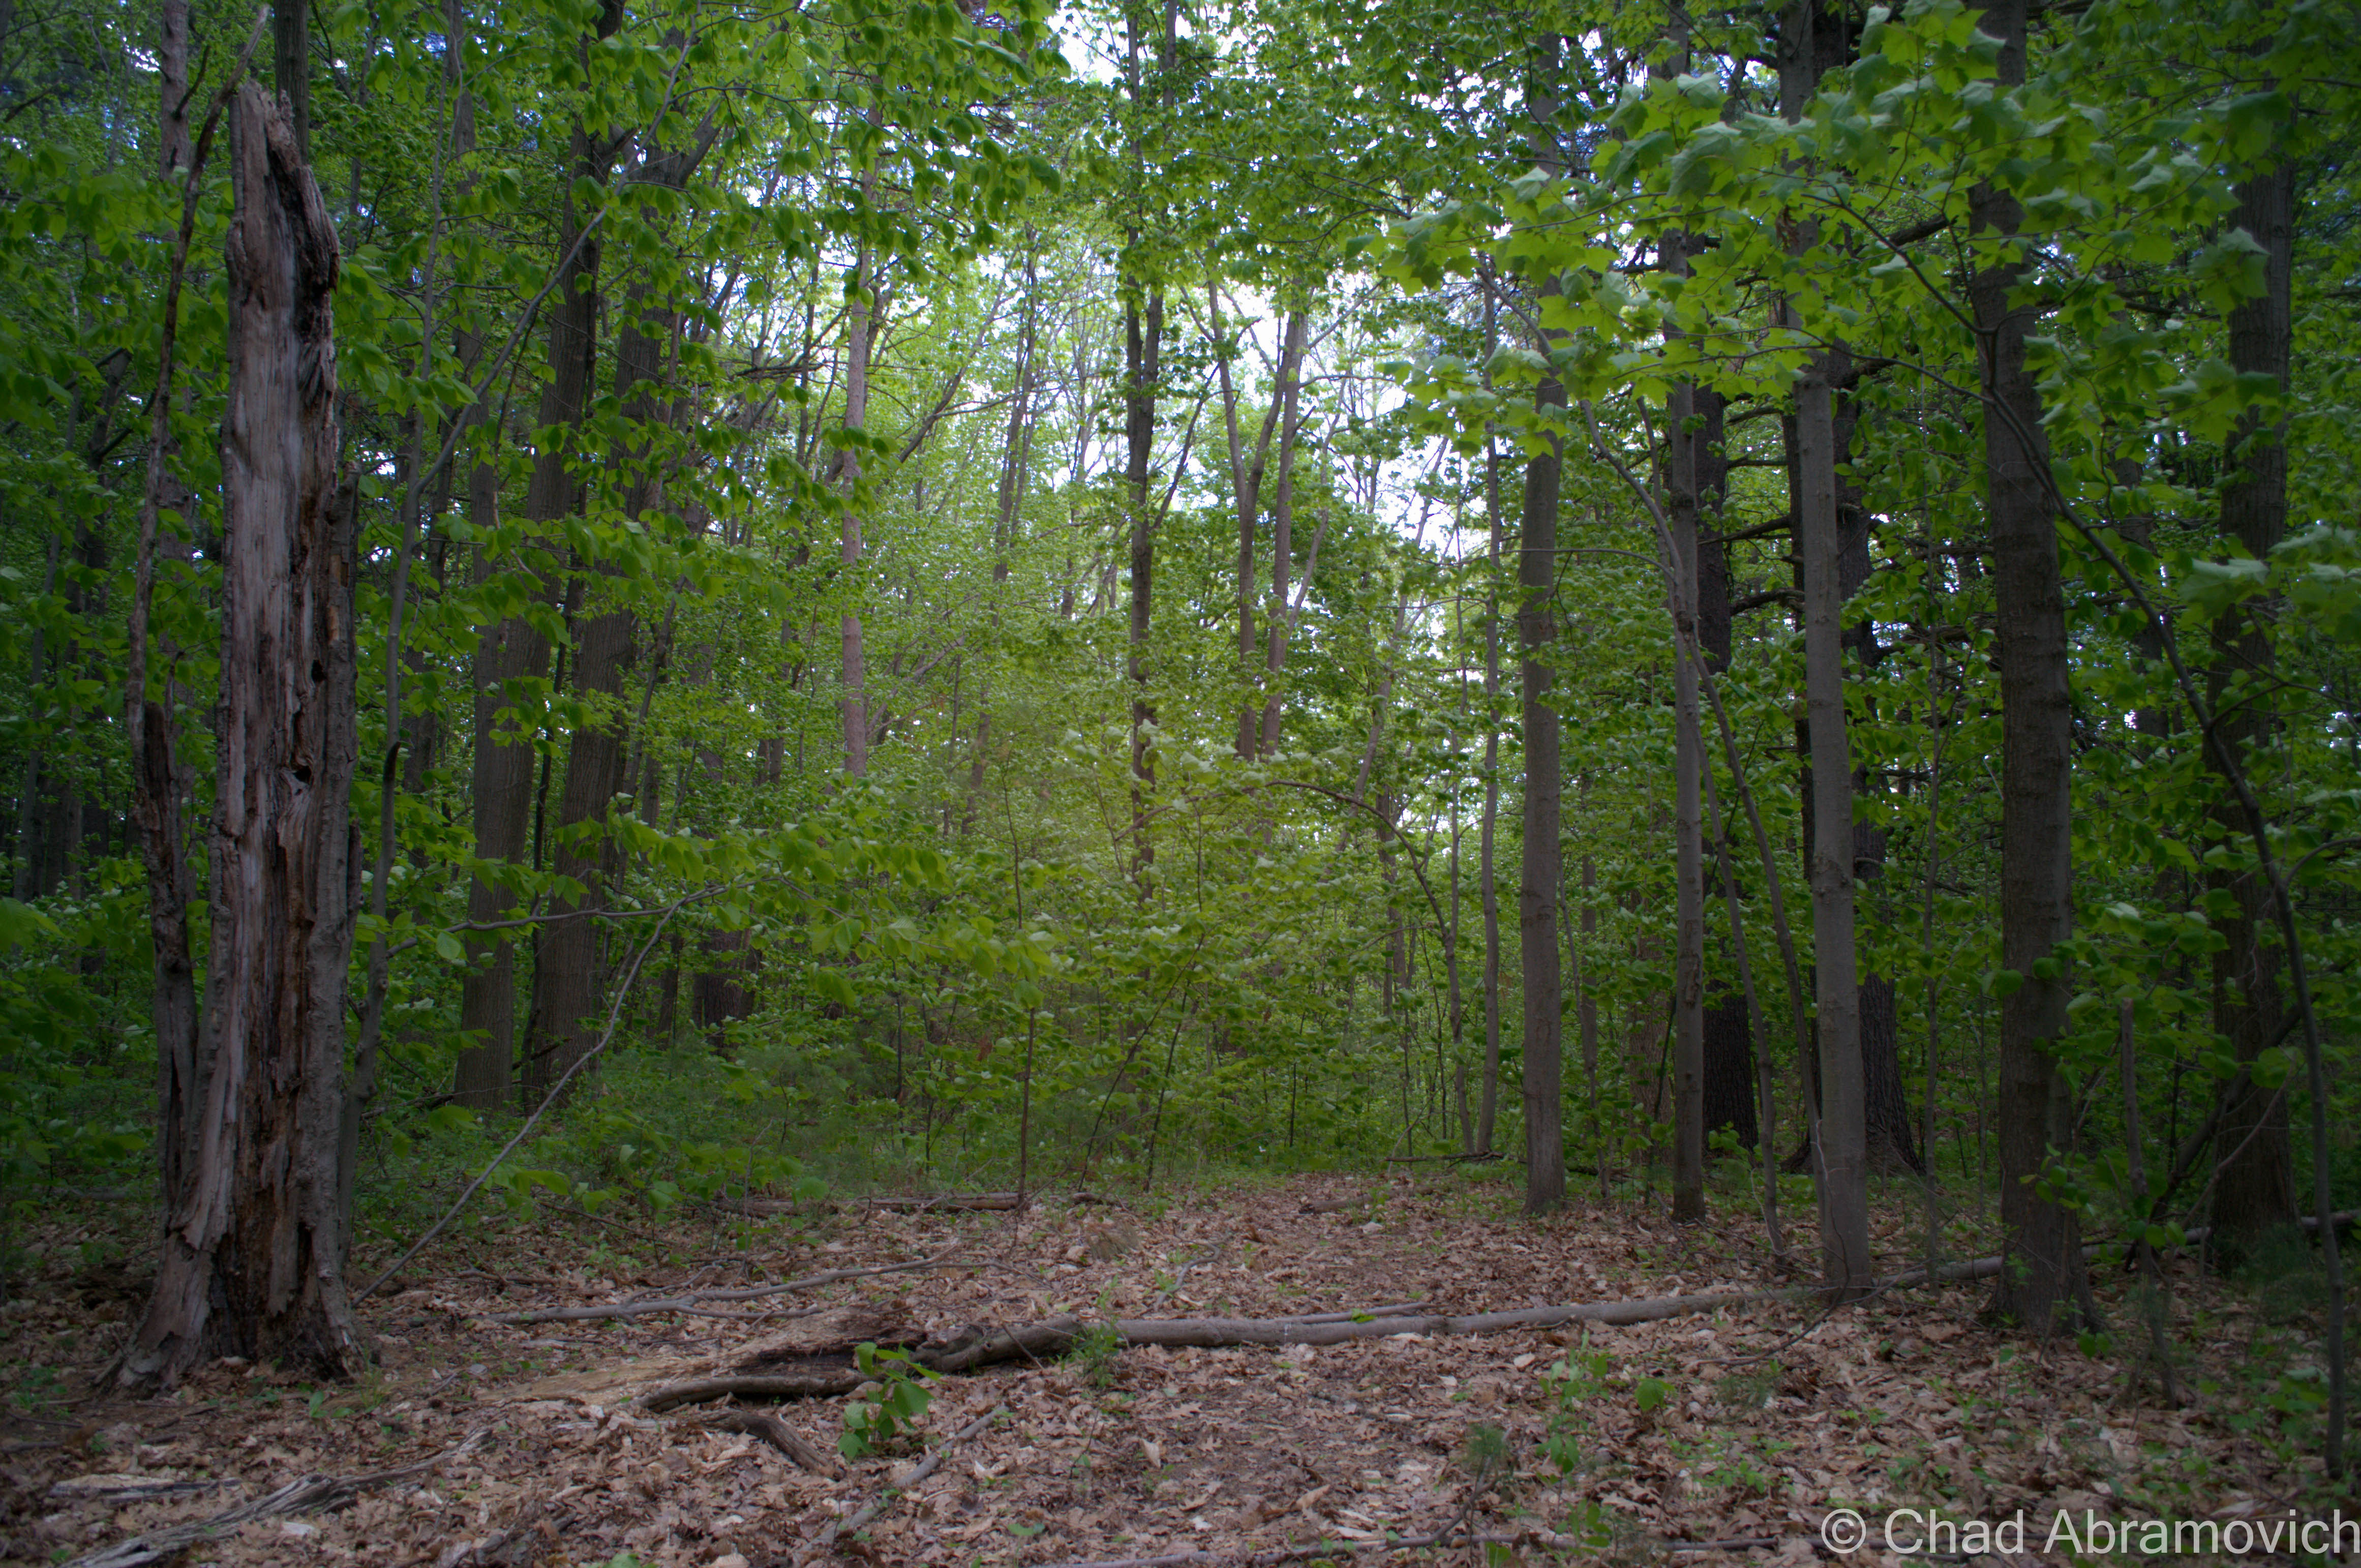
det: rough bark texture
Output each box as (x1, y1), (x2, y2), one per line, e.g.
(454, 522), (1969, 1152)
(122, 85), (360, 1387)
(1973, 0), (2085, 1334)
(453, 2), (623, 1107)
(2207, 160), (2297, 1254)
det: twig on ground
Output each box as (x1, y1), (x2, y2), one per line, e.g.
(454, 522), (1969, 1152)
(819, 1405), (1005, 1551)
(66, 1430), (489, 1568)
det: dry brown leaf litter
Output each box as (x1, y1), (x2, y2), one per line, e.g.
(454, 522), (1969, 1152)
(1, 1173), (2341, 1566)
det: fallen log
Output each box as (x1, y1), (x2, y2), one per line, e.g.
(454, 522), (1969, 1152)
(635, 1290), (1764, 1411)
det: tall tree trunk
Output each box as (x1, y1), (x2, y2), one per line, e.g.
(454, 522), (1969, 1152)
(526, 141), (702, 1093)
(122, 85), (358, 1386)
(1694, 375), (1755, 1148)
(839, 234), (875, 777)
(1124, 284), (1163, 892)
(453, 0), (622, 1107)
(1476, 277), (1505, 1159)
(1121, 0), (1173, 894)
(1798, 358), (1869, 1294)
(1211, 285), (1286, 760)
(1256, 310), (1311, 755)
(2206, 158), (2297, 1254)
(124, 0), (207, 1312)
(1660, 127), (1706, 1219)
(1781, 0), (1870, 1296)
(1972, 0), (2084, 1333)
(1517, 39), (1567, 1218)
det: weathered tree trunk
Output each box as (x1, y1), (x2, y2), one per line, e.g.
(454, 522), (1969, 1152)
(122, 85), (360, 1388)
(2206, 158), (2298, 1255)
(1972, 0), (2085, 1334)
(453, 3), (621, 1107)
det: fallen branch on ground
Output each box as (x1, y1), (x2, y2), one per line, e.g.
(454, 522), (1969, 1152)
(638, 1291), (1765, 1411)
(819, 1405), (1004, 1551)
(690, 1408), (841, 1476)
(478, 1250), (973, 1325)
(66, 1430), (489, 1568)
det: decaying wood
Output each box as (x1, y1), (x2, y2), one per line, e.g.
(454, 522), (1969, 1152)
(117, 75), (361, 1393)
(480, 1250), (969, 1325)
(691, 1408), (842, 1476)
(66, 1431), (487, 1568)
(821, 1405), (1004, 1548)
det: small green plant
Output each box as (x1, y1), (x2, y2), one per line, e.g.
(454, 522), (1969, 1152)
(1068, 1318), (1123, 1389)
(839, 1342), (934, 1458)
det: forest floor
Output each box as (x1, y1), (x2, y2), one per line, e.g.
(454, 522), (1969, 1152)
(1, 1165), (2346, 1566)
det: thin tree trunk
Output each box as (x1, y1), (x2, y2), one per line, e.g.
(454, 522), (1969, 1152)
(1972, 0), (2085, 1334)
(123, 85), (358, 1386)
(1476, 277), (1505, 1158)
(837, 219), (878, 777)
(1782, 0), (1869, 1298)
(1518, 35), (1567, 1217)
(1256, 310), (1311, 756)
(1212, 285), (1286, 759)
